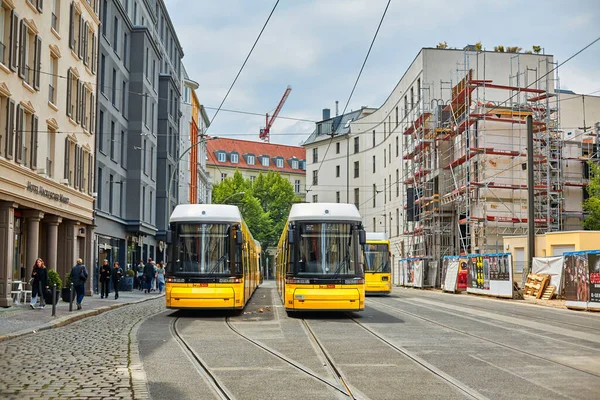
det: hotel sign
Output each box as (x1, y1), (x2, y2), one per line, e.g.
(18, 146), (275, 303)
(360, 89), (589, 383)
(27, 182), (70, 204)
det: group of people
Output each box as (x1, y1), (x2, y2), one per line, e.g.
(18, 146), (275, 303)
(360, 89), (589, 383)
(134, 258), (166, 294)
(29, 258), (88, 310)
(98, 260), (125, 300)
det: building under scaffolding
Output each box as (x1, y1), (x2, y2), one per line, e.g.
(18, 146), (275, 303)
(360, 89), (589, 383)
(402, 51), (593, 269)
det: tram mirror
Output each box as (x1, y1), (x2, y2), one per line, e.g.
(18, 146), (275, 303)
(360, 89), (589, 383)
(236, 231), (243, 245)
(359, 229), (366, 245)
(288, 229), (295, 244)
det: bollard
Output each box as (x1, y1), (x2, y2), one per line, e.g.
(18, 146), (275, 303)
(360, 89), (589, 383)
(69, 282), (74, 312)
(52, 284), (57, 316)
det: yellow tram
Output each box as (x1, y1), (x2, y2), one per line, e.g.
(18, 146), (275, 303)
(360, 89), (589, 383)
(364, 232), (392, 295)
(165, 204), (260, 310)
(276, 203), (366, 312)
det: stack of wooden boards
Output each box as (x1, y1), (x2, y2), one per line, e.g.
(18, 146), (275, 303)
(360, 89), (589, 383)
(524, 273), (556, 300)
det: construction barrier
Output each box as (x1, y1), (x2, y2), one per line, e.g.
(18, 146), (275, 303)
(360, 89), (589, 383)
(466, 253), (513, 298)
(564, 250), (600, 311)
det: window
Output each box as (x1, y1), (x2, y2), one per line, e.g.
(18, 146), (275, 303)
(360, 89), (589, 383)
(0, 95), (14, 159)
(109, 174), (114, 214)
(294, 180), (300, 193)
(144, 95), (148, 127)
(150, 146), (153, 179)
(389, 144), (391, 164)
(396, 136), (399, 157)
(220, 173), (227, 182)
(354, 161), (359, 178)
(230, 153), (239, 163)
(388, 116), (391, 136)
(261, 157), (269, 167)
(98, 110), (104, 152)
(395, 107), (399, 127)
(97, 168), (103, 209)
(384, 149), (386, 167)
(133, 2), (137, 25)
(110, 121), (115, 159)
(0, 6), (9, 66)
(112, 68), (117, 106)
(312, 170), (318, 185)
(19, 20), (41, 89)
(121, 131), (126, 166)
(373, 156), (376, 173)
(101, 0), (107, 36)
(48, 55), (58, 104)
(336, 191), (340, 203)
(46, 128), (55, 178)
(389, 174), (392, 200)
(404, 95), (408, 117)
(373, 185), (376, 208)
(373, 217), (376, 232)
(291, 159), (299, 169)
(66, 69), (79, 119)
(336, 142), (340, 154)
(112, 16), (118, 51)
(417, 78), (421, 102)
(51, 0), (60, 32)
(383, 121), (386, 137)
(15, 107), (38, 169)
(123, 32), (128, 67)
(142, 186), (145, 221)
(410, 87), (414, 109)
(247, 155), (255, 165)
(312, 148), (318, 163)
(354, 137), (359, 153)
(100, 54), (106, 93)
(122, 81), (127, 116)
(384, 178), (386, 203)
(249, 175), (256, 183)
(276, 158), (284, 168)
(69, 2), (83, 59)
(143, 139), (147, 174)
(354, 188), (359, 210)
(336, 165), (340, 178)
(145, 47), (148, 77)
(372, 130), (375, 148)
(312, 194), (318, 203)
(396, 169), (399, 197)
(396, 208), (400, 236)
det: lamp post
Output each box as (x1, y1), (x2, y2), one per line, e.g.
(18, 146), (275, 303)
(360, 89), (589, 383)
(220, 191), (246, 204)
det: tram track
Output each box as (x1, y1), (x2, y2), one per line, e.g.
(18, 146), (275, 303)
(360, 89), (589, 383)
(171, 317), (235, 400)
(370, 299), (600, 379)
(224, 316), (355, 399)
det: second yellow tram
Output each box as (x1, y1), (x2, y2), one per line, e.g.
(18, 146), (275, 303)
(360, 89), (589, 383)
(276, 203), (366, 312)
(364, 232), (392, 295)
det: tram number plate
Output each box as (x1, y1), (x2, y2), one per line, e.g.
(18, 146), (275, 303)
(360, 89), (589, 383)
(319, 284), (336, 289)
(193, 283), (208, 287)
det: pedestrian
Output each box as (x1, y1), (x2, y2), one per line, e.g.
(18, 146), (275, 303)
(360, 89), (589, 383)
(111, 262), (124, 300)
(156, 262), (166, 294)
(99, 259), (111, 299)
(152, 260), (158, 292)
(136, 260), (145, 291)
(29, 258), (48, 309)
(70, 258), (88, 310)
(144, 258), (156, 293)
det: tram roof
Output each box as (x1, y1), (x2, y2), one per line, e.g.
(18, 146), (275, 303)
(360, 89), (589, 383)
(170, 204), (242, 224)
(288, 203), (362, 222)
(366, 232), (388, 241)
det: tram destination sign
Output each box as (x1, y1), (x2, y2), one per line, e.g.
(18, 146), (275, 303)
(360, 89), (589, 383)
(27, 181), (70, 204)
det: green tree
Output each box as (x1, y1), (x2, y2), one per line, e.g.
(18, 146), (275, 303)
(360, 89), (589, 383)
(211, 170), (249, 204)
(474, 41), (483, 51)
(583, 162), (600, 230)
(494, 45), (505, 52)
(532, 45), (542, 54)
(436, 41), (448, 49)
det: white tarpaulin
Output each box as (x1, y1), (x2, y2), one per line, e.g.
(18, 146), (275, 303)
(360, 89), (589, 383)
(443, 258), (460, 292)
(532, 256), (564, 293)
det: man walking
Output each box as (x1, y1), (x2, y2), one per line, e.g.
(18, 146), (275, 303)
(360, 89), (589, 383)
(70, 258), (88, 310)
(99, 259), (111, 299)
(111, 262), (124, 300)
(144, 258), (156, 293)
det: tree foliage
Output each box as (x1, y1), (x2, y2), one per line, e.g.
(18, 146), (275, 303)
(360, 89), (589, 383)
(583, 162), (600, 230)
(532, 45), (542, 54)
(212, 170), (301, 254)
(436, 41), (448, 49)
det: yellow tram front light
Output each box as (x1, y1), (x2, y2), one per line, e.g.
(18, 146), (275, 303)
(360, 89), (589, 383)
(168, 278), (185, 283)
(345, 278), (364, 284)
(286, 278), (310, 284)
(219, 278), (242, 283)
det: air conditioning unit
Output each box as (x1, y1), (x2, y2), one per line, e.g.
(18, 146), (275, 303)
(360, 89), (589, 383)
(60, 178), (70, 185)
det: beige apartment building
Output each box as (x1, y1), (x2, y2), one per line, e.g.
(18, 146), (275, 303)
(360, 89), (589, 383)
(0, 0), (99, 306)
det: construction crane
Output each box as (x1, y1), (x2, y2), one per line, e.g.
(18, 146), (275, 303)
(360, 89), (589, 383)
(260, 85), (292, 143)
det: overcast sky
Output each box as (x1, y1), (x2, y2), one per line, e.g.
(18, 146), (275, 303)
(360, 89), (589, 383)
(164, 0), (600, 147)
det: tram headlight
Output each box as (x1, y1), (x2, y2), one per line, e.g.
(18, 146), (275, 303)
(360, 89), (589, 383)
(286, 278), (310, 284)
(345, 278), (364, 284)
(219, 278), (242, 283)
(168, 278), (185, 283)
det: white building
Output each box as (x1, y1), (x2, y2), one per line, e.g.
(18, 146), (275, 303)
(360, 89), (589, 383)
(304, 47), (594, 277)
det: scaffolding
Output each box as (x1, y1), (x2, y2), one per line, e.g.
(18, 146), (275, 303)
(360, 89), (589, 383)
(402, 51), (587, 261)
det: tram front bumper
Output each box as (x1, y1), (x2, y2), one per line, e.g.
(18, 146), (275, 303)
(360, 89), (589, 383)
(167, 286), (238, 309)
(287, 287), (363, 311)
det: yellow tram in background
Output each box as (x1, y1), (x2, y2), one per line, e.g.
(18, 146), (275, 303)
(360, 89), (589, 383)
(165, 204), (260, 310)
(276, 203), (366, 312)
(364, 232), (392, 295)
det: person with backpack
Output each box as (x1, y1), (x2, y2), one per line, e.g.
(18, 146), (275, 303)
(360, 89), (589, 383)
(111, 262), (124, 300)
(70, 258), (88, 310)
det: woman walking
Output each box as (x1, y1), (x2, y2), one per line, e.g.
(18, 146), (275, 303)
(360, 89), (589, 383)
(29, 258), (48, 309)
(156, 262), (166, 294)
(111, 262), (124, 300)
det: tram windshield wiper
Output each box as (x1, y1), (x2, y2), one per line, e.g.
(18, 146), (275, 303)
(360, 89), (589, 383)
(206, 255), (227, 278)
(374, 260), (389, 273)
(331, 253), (350, 279)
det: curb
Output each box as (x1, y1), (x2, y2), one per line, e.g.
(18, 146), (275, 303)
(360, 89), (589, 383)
(0, 295), (164, 343)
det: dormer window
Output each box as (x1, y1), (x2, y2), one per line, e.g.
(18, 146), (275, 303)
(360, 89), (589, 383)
(217, 152), (226, 162)
(276, 158), (284, 168)
(247, 155), (255, 165)
(261, 156), (269, 167)
(291, 160), (299, 169)
(299, 160), (306, 170)
(230, 153), (239, 163)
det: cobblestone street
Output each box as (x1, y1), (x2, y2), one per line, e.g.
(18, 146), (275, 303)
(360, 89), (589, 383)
(0, 298), (165, 400)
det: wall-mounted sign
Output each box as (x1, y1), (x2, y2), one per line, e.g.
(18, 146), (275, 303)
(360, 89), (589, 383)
(27, 181), (70, 204)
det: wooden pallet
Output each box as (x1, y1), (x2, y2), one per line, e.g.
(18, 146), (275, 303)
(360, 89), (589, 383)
(524, 273), (551, 299)
(541, 285), (556, 300)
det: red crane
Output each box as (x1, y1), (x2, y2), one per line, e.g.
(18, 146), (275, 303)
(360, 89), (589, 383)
(260, 86), (292, 143)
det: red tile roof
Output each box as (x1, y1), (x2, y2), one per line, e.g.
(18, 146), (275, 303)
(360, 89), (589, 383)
(206, 137), (306, 174)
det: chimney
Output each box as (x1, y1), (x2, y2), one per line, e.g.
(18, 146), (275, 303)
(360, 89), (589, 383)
(335, 101), (339, 116)
(322, 108), (331, 120)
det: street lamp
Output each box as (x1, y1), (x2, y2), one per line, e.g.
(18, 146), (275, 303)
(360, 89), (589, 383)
(220, 191), (246, 204)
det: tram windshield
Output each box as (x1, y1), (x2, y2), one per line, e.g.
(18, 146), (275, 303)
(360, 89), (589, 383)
(364, 244), (390, 273)
(169, 223), (235, 275)
(294, 222), (362, 277)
